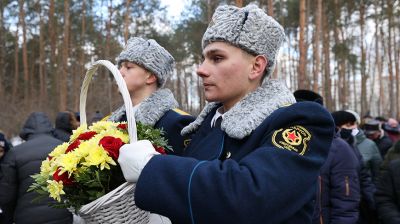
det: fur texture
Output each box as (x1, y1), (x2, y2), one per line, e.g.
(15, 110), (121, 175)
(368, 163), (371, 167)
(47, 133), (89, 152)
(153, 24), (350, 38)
(181, 79), (296, 139)
(108, 89), (178, 126)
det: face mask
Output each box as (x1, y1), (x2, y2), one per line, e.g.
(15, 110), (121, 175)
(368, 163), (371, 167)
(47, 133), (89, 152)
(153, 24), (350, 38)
(340, 128), (352, 139)
(339, 128), (355, 146)
(351, 128), (359, 136)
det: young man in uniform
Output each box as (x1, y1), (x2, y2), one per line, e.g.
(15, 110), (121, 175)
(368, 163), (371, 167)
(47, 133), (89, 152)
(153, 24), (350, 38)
(118, 5), (335, 223)
(108, 37), (194, 155)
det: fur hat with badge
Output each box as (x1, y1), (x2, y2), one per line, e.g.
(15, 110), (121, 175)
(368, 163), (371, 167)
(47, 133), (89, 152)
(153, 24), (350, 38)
(202, 4), (286, 77)
(116, 37), (175, 87)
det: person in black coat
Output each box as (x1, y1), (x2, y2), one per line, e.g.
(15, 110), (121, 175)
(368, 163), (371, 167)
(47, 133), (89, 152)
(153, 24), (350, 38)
(364, 119), (393, 158)
(0, 132), (11, 162)
(53, 111), (80, 142)
(294, 90), (361, 224)
(0, 112), (72, 224)
(375, 159), (400, 224)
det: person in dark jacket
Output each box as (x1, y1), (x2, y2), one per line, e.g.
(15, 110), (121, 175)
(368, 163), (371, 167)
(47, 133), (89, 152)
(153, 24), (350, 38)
(53, 110), (80, 142)
(0, 112), (72, 224)
(382, 140), (400, 169)
(332, 110), (380, 224)
(375, 159), (400, 224)
(382, 118), (400, 143)
(294, 90), (360, 224)
(0, 132), (11, 162)
(117, 5), (335, 223)
(364, 119), (393, 158)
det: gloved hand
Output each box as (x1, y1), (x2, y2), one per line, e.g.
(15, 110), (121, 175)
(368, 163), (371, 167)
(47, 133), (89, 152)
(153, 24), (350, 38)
(118, 140), (159, 182)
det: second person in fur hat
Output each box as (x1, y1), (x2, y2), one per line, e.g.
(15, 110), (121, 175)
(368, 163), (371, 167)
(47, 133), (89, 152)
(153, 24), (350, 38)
(108, 37), (194, 156)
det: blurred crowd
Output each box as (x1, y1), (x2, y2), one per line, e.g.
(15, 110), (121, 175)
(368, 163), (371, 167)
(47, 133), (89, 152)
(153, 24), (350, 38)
(0, 110), (103, 224)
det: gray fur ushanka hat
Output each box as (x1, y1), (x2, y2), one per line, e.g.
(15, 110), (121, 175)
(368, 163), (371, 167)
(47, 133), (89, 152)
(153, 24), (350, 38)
(202, 4), (286, 77)
(116, 37), (175, 87)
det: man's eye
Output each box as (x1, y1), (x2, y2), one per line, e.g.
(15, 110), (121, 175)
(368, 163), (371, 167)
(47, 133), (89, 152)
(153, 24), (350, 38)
(212, 56), (223, 62)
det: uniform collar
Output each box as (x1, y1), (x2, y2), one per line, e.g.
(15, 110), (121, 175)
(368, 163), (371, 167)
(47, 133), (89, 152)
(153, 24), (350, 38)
(182, 79), (296, 139)
(108, 88), (178, 126)
(211, 106), (224, 128)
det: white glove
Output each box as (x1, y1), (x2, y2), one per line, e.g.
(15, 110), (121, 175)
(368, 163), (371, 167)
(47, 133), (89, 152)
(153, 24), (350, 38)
(118, 140), (159, 182)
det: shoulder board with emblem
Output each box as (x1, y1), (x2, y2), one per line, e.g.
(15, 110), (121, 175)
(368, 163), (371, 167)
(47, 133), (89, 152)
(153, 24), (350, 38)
(173, 108), (190, 116)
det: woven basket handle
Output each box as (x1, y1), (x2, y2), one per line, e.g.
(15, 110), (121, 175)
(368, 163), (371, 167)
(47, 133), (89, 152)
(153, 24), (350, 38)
(79, 60), (137, 142)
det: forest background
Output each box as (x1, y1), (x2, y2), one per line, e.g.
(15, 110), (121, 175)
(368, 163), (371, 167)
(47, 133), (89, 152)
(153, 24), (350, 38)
(0, 0), (399, 137)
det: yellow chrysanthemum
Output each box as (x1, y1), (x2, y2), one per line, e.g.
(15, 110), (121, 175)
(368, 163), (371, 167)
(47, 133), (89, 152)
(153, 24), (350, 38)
(56, 153), (80, 175)
(49, 142), (69, 158)
(72, 140), (92, 159)
(47, 180), (65, 202)
(89, 121), (115, 133)
(82, 144), (116, 170)
(70, 124), (88, 142)
(40, 158), (57, 177)
(99, 129), (129, 143)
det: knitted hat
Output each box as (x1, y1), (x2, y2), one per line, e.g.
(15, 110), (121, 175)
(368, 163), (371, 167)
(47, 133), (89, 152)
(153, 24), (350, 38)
(363, 119), (381, 135)
(331, 111), (357, 127)
(383, 118), (400, 133)
(293, 89), (324, 105)
(116, 37), (175, 87)
(202, 4), (286, 77)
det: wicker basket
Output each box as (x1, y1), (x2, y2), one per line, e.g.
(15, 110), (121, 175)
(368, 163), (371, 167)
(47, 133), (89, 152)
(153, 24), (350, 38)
(77, 60), (149, 224)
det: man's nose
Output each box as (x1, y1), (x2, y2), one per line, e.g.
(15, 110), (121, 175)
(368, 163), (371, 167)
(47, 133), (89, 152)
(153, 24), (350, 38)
(196, 62), (209, 78)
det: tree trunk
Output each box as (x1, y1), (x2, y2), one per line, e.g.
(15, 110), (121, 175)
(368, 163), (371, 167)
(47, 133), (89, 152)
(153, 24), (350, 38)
(124, 0), (132, 43)
(59, 0), (70, 111)
(0, 0), (5, 98)
(12, 25), (19, 103)
(312, 0), (322, 92)
(375, 0), (383, 116)
(235, 0), (243, 7)
(74, 0), (86, 111)
(19, 0), (29, 103)
(38, 2), (46, 108)
(322, 2), (332, 111)
(49, 0), (57, 110)
(386, 0), (395, 117)
(360, 0), (368, 117)
(267, 0), (274, 16)
(297, 0), (307, 89)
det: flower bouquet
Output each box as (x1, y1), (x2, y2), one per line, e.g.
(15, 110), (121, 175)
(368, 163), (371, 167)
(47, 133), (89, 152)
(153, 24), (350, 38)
(29, 60), (164, 223)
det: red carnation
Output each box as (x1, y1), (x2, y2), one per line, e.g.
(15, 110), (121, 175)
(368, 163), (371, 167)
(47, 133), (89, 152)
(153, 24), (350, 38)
(77, 131), (97, 141)
(117, 123), (127, 130)
(153, 144), (166, 155)
(99, 136), (125, 160)
(53, 168), (74, 186)
(66, 139), (80, 153)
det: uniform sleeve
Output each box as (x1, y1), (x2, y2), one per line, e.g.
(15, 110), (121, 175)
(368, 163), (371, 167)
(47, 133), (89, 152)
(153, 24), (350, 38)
(375, 162), (400, 224)
(0, 150), (18, 222)
(328, 140), (360, 223)
(156, 111), (194, 156)
(135, 103), (335, 223)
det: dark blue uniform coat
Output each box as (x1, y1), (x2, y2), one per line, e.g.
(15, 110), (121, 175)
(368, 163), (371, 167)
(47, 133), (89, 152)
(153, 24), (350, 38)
(134, 80), (335, 224)
(107, 89), (194, 154)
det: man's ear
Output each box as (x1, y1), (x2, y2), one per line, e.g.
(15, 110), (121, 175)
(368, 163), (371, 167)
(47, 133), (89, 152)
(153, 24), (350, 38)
(249, 55), (267, 81)
(146, 73), (158, 85)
